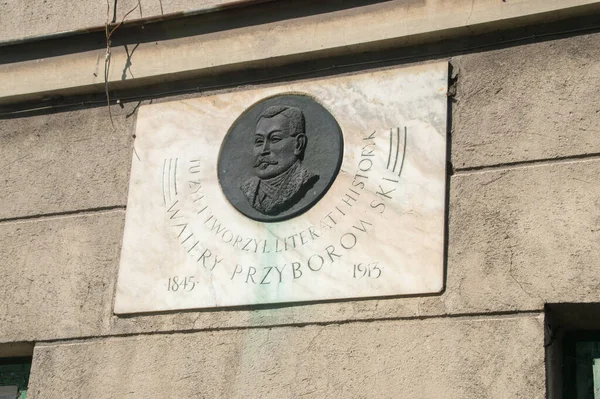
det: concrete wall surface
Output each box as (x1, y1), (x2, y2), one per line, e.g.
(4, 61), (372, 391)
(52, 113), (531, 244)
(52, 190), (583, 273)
(0, 105), (134, 220)
(27, 315), (545, 399)
(1, 0), (266, 44)
(1, 3), (600, 398)
(453, 32), (600, 168)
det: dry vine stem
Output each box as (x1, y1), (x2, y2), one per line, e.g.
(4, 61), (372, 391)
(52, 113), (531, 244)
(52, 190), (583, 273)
(105, 1), (140, 128)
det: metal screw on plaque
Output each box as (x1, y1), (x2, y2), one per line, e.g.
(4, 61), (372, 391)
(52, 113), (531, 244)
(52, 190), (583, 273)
(217, 94), (344, 222)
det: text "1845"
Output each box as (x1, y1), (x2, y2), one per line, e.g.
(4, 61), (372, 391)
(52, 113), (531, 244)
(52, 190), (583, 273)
(167, 276), (196, 292)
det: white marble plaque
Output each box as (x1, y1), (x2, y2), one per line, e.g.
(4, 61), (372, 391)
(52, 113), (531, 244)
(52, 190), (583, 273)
(114, 62), (448, 314)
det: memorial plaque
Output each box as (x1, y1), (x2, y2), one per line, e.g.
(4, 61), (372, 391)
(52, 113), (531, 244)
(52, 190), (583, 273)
(114, 62), (448, 314)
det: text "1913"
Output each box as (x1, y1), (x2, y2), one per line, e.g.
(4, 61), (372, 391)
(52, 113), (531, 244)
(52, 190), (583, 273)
(353, 263), (382, 279)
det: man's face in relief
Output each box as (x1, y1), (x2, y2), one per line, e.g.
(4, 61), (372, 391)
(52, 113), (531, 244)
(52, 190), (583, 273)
(253, 114), (299, 180)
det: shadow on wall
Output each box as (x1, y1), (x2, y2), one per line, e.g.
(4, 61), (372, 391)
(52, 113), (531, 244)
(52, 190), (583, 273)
(0, 0), (410, 64)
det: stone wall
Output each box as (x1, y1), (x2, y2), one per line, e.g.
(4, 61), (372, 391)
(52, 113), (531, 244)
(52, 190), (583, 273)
(1, 2), (600, 398)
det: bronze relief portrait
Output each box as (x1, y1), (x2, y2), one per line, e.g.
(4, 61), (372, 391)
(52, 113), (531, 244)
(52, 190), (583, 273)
(218, 94), (343, 222)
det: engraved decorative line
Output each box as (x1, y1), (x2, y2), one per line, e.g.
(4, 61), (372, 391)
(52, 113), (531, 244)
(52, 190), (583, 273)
(167, 158), (172, 203)
(385, 127), (408, 177)
(174, 158), (178, 195)
(162, 158), (179, 205)
(386, 127), (400, 173)
(397, 127), (408, 177)
(392, 127), (400, 172)
(162, 158), (168, 205)
(386, 128), (393, 169)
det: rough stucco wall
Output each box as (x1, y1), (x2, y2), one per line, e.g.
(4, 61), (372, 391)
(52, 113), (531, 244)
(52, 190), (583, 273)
(1, 26), (600, 399)
(0, 0), (262, 43)
(0, 211), (123, 342)
(27, 315), (545, 399)
(0, 104), (134, 220)
(453, 33), (600, 168)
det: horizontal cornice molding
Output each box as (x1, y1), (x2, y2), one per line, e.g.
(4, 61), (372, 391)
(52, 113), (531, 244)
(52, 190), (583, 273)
(1, 0), (600, 105)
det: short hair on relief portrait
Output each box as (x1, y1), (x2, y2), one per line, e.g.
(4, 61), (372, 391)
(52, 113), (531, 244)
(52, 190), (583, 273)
(258, 105), (305, 138)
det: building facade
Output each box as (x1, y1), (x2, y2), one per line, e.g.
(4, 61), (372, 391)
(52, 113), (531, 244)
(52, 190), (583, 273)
(2, 1), (600, 397)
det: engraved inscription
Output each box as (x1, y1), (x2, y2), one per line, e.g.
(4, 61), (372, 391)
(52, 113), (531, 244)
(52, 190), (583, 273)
(167, 276), (196, 292)
(167, 129), (407, 288)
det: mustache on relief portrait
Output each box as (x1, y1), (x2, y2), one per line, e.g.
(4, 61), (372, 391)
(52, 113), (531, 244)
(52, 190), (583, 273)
(254, 158), (278, 168)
